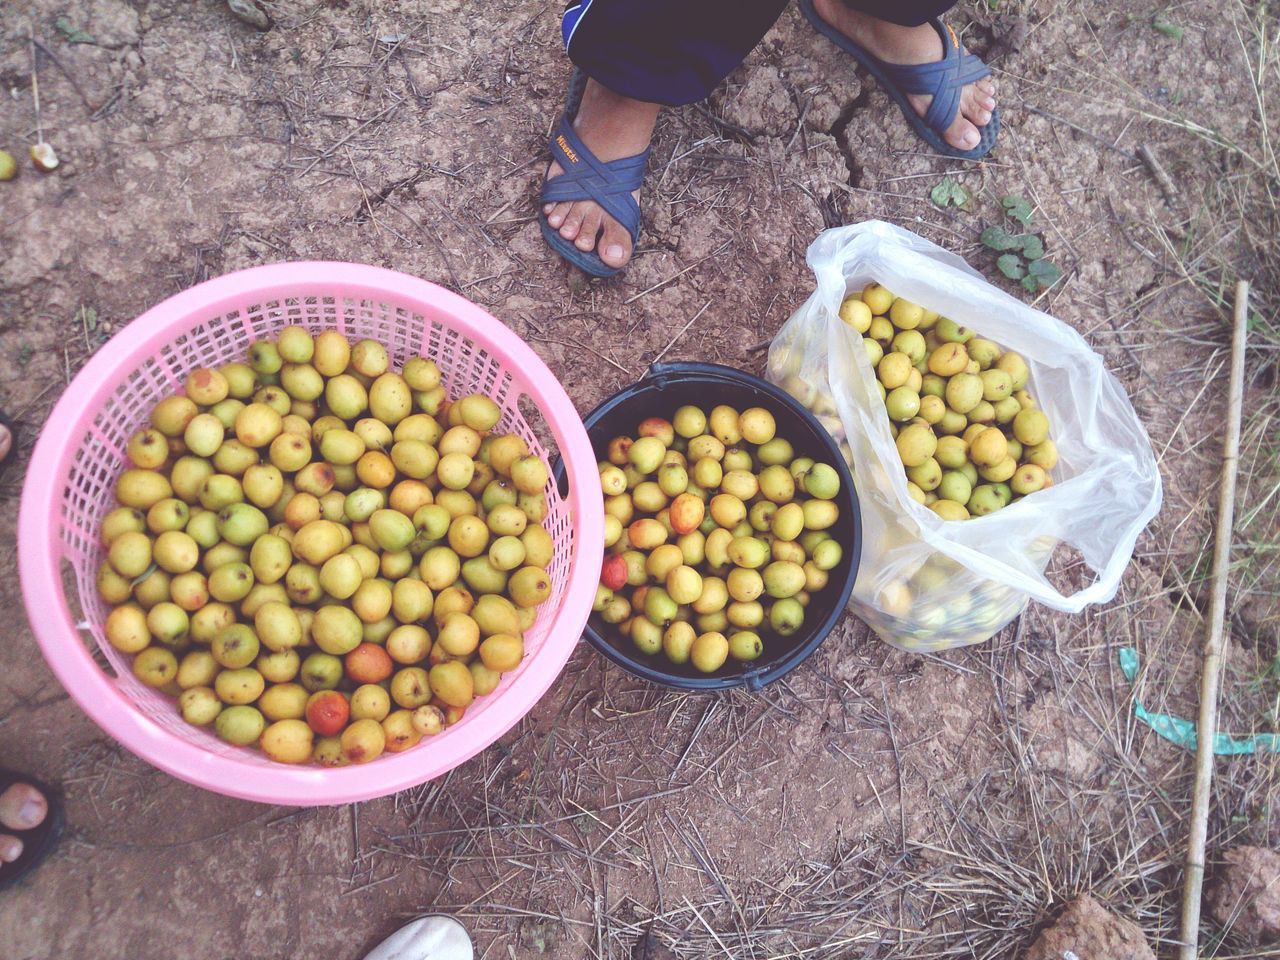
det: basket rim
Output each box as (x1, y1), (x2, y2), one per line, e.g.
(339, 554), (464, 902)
(17, 261), (602, 805)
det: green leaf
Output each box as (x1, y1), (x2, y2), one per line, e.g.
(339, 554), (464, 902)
(55, 17), (95, 44)
(930, 176), (970, 210)
(1027, 259), (1061, 280)
(1153, 15), (1184, 39)
(1001, 195), (1034, 225)
(1026, 259), (1063, 290)
(1018, 234), (1045, 260)
(996, 254), (1026, 280)
(980, 226), (1021, 252)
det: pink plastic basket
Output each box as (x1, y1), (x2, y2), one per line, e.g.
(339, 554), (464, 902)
(18, 262), (603, 806)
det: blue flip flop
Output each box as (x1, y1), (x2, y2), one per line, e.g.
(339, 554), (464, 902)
(799, 0), (999, 160)
(540, 68), (650, 278)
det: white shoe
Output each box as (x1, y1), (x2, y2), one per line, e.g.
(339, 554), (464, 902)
(362, 916), (474, 960)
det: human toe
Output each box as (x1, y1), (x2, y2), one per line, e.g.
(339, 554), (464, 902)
(575, 207), (605, 252)
(976, 78), (997, 107)
(962, 94), (988, 128)
(546, 201), (573, 229)
(558, 202), (589, 241)
(543, 162), (566, 218)
(599, 219), (633, 269)
(0, 835), (22, 864)
(961, 89), (993, 127)
(945, 115), (982, 151)
(0, 783), (47, 832)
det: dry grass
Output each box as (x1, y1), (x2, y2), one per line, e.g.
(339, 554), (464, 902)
(4, 2), (1280, 957)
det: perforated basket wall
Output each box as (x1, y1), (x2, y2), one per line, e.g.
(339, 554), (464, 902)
(20, 263), (601, 805)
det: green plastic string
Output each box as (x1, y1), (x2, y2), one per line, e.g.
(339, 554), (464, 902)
(1119, 647), (1280, 755)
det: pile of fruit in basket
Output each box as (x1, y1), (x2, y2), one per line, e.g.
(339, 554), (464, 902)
(843, 283), (1057, 519)
(787, 282), (1058, 520)
(96, 327), (554, 765)
(593, 404), (844, 671)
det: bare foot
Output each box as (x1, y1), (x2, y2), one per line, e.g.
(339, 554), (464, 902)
(0, 423), (10, 462)
(0, 782), (48, 866)
(812, 0), (997, 152)
(543, 78), (660, 271)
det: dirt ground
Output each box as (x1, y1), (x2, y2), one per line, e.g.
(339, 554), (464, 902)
(1, 1), (1277, 958)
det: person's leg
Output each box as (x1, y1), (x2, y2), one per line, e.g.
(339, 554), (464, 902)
(543, 0), (789, 271)
(0, 782), (48, 867)
(810, 0), (996, 152)
(560, 0), (791, 108)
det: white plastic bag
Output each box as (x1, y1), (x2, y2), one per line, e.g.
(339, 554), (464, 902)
(767, 221), (1162, 651)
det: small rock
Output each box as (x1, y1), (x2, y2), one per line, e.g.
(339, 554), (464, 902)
(711, 64), (795, 139)
(518, 918), (559, 953)
(82, 0), (141, 47)
(1023, 894), (1155, 960)
(987, 18), (1031, 62)
(1207, 845), (1280, 944)
(227, 0), (272, 30)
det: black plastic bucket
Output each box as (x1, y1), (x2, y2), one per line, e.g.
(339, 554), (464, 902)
(562, 361), (861, 692)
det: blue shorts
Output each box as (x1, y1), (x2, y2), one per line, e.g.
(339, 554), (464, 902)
(561, 0), (956, 105)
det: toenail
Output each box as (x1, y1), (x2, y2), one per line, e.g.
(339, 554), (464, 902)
(606, 244), (624, 261)
(964, 133), (979, 147)
(19, 799), (42, 825)
(0, 838), (19, 862)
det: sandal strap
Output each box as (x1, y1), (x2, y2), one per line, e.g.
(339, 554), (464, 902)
(879, 21), (993, 136)
(541, 96), (649, 242)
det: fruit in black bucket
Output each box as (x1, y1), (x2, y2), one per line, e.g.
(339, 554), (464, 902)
(596, 406), (843, 672)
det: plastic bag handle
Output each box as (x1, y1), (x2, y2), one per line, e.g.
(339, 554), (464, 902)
(811, 256), (850, 327)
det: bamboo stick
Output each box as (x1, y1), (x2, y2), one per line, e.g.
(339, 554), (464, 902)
(1178, 279), (1249, 960)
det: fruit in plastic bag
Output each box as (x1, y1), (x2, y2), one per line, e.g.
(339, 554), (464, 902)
(765, 220), (1161, 652)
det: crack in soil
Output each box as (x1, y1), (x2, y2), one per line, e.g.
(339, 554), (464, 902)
(828, 86), (872, 190)
(817, 86), (873, 225)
